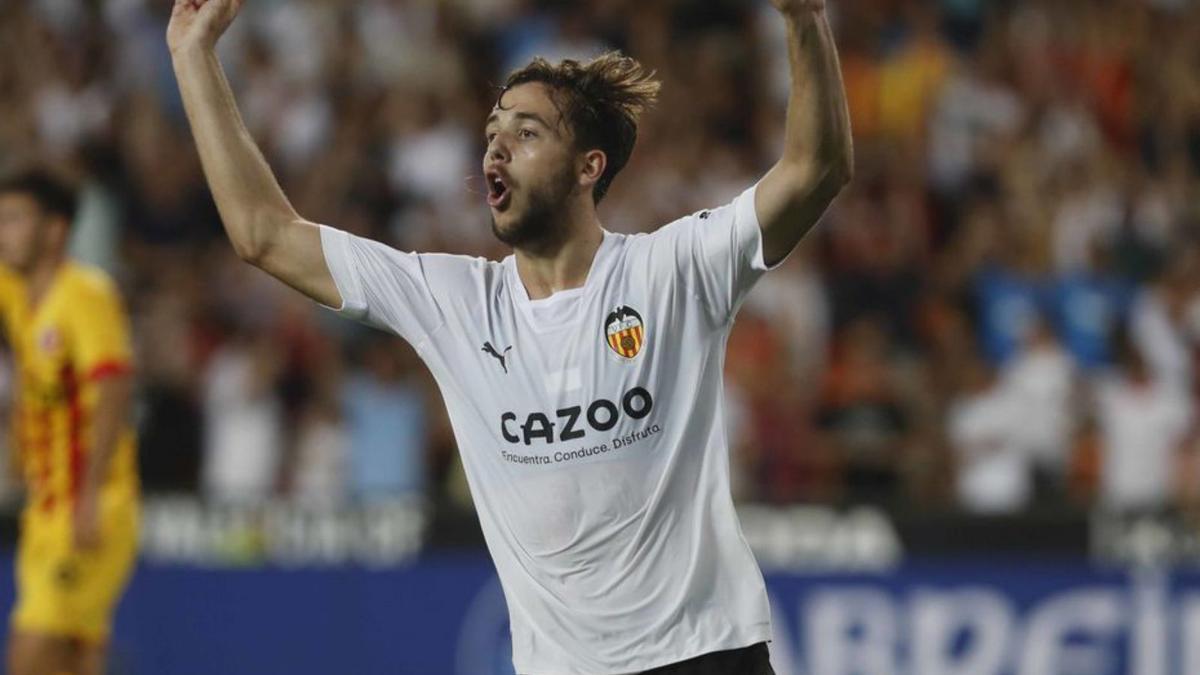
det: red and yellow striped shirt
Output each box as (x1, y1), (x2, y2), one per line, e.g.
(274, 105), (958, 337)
(0, 262), (138, 517)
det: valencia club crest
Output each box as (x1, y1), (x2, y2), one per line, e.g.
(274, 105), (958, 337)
(604, 306), (645, 361)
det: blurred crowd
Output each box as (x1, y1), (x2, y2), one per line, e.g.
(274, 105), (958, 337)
(1, 0), (1199, 516)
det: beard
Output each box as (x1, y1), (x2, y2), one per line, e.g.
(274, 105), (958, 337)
(491, 164), (577, 250)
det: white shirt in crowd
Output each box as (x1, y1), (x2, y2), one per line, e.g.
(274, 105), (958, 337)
(320, 186), (774, 674)
(927, 68), (1025, 193)
(1095, 375), (1193, 511)
(948, 379), (1033, 514)
(291, 408), (349, 505)
(1001, 341), (1076, 476)
(201, 343), (285, 502)
(1131, 288), (1192, 392)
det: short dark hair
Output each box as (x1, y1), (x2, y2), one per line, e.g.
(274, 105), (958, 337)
(0, 169), (78, 224)
(501, 52), (661, 204)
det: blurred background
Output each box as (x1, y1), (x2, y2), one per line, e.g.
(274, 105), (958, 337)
(1, 0), (1200, 673)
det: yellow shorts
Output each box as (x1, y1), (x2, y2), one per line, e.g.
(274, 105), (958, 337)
(11, 493), (138, 643)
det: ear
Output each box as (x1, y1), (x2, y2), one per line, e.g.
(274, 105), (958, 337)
(578, 149), (607, 191)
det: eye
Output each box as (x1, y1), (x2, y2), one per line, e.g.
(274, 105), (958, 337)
(518, 129), (537, 139)
(486, 132), (497, 143)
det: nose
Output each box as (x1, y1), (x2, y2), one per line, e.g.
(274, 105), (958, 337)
(487, 135), (510, 164)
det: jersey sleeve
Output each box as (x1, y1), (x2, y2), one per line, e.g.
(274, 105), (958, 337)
(67, 275), (133, 381)
(319, 226), (448, 348)
(642, 183), (777, 326)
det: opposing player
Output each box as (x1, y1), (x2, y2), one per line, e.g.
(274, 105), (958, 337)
(170, 0), (850, 671)
(0, 171), (139, 675)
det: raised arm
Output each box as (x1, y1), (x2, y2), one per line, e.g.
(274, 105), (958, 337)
(755, 0), (854, 267)
(167, 0), (340, 308)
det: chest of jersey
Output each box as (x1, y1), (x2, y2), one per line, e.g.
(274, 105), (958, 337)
(5, 295), (75, 406)
(500, 302), (650, 434)
(433, 266), (689, 472)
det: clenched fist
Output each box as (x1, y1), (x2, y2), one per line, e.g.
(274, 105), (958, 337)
(167, 0), (245, 55)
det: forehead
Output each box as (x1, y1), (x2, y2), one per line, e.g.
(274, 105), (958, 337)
(487, 82), (564, 129)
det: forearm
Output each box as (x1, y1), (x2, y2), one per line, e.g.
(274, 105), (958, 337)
(779, 10), (853, 186)
(171, 46), (298, 263)
(755, 6), (853, 264)
(80, 376), (133, 498)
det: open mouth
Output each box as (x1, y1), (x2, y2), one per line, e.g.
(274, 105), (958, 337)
(486, 170), (512, 210)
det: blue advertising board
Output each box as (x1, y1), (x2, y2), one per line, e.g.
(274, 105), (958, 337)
(2, 554), (1198, 675)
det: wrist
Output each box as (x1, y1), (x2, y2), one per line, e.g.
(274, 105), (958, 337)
(170, 41), (216, 63)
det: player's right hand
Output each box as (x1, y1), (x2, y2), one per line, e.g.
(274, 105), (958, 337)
(167, 0), (245, 55)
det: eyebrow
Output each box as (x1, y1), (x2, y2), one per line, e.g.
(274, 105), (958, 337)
(485, 111), (555, 131)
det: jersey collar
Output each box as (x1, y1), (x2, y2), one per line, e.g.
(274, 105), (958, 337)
(508, 230), (618, 304)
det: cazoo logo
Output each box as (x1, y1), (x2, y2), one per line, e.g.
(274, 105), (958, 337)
(500, 387), (653, 446)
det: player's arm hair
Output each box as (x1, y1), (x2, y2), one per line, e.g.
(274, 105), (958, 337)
(171, 47), (341, 308)
(755, 7), (853, 267)
(80, 374), (133, 499)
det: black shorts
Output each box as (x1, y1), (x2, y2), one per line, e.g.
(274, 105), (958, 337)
(640, 642), (775, 675)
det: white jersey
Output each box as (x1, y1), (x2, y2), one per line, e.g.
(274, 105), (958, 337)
(320, 185), (774, 674)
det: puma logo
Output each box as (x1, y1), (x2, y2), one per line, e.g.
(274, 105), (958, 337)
(482, 342), (513, 374)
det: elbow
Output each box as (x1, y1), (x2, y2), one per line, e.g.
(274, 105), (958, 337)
(779, 152), (853, 201)
(809, 156), (852, 207)
(802, 159), (853, 204)
(229, 207), (294, 267)
(230, 234), (264, 266)
(826, 151), (854, 193)
(230, 234), (272, 268)
(838, 154), (855, 187)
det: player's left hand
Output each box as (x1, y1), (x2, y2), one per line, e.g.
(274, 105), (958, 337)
(770, 0), (826, 15)
(73, 492), (102, 550)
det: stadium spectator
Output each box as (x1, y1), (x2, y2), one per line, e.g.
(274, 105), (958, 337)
(292, 394), (349, 506)
(817, 316), (912, 504)
(1048, 240), (1133, 371)
(0, 0), (1196, 515)
(1002, 321), (1077, 495)
(343, 336), (429, 501)
(1095, 331), (1194, 512)
(201, 325), (286, 502)
(947, 356), (1033, 514)
(970, 204), (1046, 366)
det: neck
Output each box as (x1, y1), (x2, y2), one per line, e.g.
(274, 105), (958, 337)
(25, 254), (65, 306)
(513, 201), (604, 301)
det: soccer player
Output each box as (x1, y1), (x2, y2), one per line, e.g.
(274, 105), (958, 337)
(169, 0), (851, 671)
(0, 171), (139, 675)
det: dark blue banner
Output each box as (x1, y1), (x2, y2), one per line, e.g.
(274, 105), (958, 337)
(2, 554), (1199, 674)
